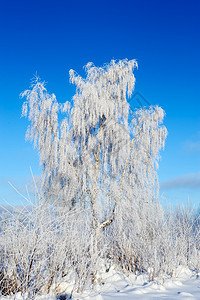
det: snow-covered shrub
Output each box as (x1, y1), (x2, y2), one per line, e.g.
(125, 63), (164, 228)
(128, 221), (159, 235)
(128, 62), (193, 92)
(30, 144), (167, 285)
(1, 197), (200, 298)
(0, 192), (98, 297)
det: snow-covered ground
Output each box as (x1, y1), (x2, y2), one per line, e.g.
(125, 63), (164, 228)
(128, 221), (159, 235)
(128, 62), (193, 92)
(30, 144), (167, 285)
(77, 267), (200, 300)
(2, 267), (200, 299)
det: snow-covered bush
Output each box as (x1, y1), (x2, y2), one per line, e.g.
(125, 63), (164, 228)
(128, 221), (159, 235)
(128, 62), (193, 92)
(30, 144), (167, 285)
(0, 191), (98, 297)
(1, 197), (200, 298)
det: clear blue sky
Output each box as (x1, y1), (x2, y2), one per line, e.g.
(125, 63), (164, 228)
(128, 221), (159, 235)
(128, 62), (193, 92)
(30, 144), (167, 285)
(0, 0), (200, 207)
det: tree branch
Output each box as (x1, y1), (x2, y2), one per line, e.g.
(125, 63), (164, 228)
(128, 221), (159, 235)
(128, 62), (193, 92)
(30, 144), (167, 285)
(119, 127), (143, 192)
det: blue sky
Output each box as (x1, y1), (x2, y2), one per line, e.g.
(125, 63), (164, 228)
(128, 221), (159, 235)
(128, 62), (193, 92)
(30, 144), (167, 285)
(0, 0), (200, 207)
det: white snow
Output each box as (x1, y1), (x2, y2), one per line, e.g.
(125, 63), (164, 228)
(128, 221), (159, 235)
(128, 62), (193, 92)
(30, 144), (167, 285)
(1, 267), (200, 299)
(76, 267), (200, 300)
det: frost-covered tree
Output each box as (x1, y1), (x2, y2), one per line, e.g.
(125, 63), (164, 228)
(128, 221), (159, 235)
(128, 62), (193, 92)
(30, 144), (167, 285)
(3, 59), (200, 298)
(21, 59), (167, 283)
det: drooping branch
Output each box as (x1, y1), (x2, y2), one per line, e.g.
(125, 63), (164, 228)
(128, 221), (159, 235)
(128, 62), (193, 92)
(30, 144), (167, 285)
(100, 128), (143, 230)
(119, 127), (143, 193)
(68, 160), (93, 202)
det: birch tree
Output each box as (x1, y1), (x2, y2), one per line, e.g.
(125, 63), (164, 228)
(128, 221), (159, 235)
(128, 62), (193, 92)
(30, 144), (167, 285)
(21, 59), (167, 279)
